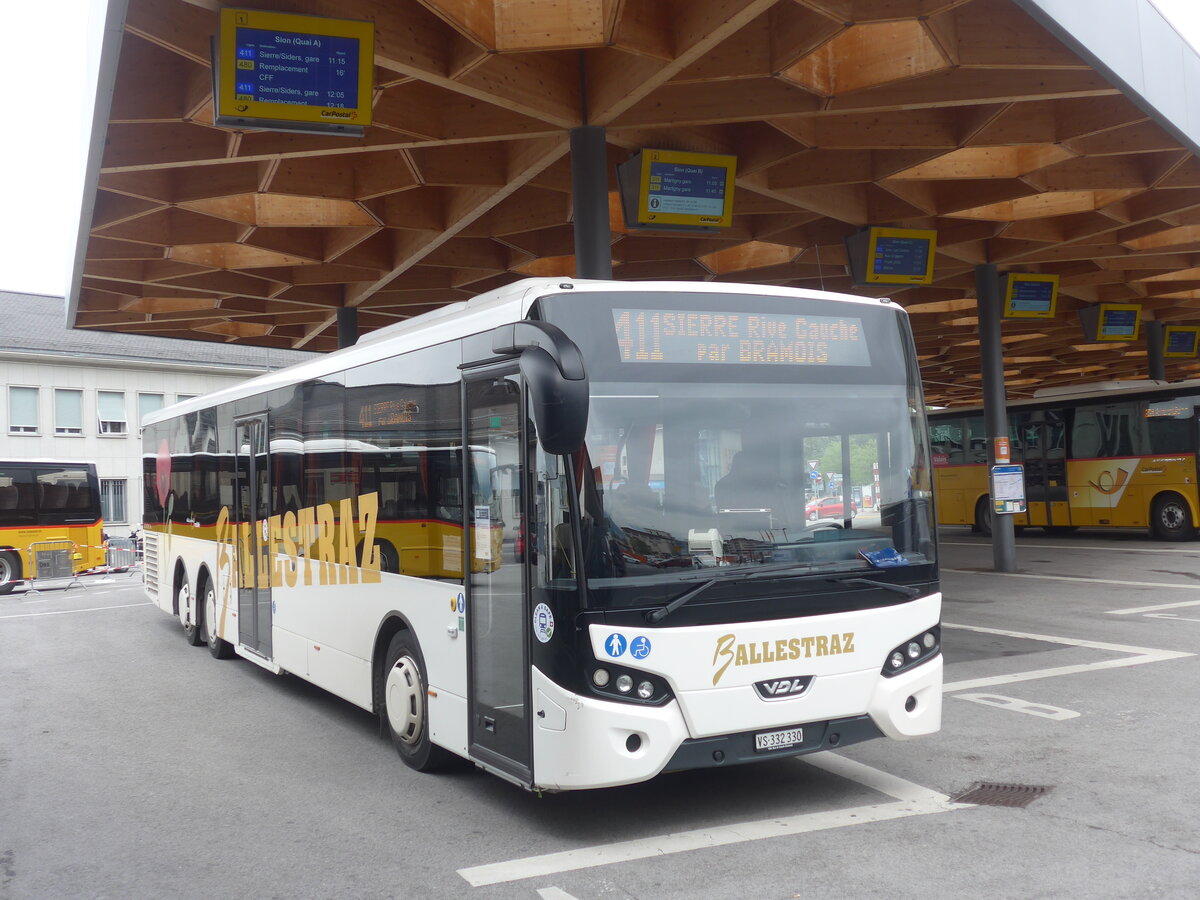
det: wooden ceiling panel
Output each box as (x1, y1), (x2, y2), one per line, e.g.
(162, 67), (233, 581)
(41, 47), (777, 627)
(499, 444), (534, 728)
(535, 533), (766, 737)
(68, 0), (1200, 403)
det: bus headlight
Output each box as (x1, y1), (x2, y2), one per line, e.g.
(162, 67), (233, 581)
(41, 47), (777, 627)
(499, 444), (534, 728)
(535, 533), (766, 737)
(592, 668), (610, 687)
(636, 680), (654, 700)
(882, 626), (940, 677)
(585, 663), (673, 706)
(615, 674), (633, 693)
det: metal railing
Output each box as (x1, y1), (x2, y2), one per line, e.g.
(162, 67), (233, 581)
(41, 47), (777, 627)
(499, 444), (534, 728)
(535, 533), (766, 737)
(26, 540), (83, 592)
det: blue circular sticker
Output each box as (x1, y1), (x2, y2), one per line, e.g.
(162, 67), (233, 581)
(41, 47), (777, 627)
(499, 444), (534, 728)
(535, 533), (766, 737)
(604, 633), (627, 657)
(533, 602), (554, 643)
(630, 635), (652, 659)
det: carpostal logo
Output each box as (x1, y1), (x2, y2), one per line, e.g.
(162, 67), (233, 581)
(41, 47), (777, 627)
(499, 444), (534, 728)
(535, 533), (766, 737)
(711, 631), (855, 686)
(320, 109), (356, 120)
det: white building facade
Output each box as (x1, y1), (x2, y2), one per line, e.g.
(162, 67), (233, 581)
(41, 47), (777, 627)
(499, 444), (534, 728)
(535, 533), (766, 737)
(0, 291), (316, 537)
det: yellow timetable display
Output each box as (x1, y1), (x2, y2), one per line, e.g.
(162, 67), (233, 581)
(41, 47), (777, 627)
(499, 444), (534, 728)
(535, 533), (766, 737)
(215, 8), (374, 135)
(611, 308), (871, 366)
(616, 150), (737, 231)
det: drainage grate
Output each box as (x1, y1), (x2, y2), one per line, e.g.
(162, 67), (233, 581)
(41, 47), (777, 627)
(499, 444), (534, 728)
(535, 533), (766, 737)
(951, 782), (1053, 808)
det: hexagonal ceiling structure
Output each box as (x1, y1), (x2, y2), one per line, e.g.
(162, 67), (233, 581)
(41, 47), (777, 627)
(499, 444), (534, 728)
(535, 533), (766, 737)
(70, 0), (1200, 405)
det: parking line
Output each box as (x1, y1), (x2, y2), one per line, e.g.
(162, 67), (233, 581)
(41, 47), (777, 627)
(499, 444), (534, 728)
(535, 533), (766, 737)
(1106, 598), (1200, 615)
(0, 601), (151, 621)
(941, 567), (1200, 593)
(941, 623), (1193, 692)
(457, 756), (963, 887)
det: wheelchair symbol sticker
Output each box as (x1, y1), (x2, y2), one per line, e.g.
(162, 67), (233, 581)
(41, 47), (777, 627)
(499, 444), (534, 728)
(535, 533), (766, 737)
(604, 634), (627, 657)
(630, 636), (652, 659)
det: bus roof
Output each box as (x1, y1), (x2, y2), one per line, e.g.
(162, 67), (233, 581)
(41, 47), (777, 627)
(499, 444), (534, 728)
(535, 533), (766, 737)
(142, 278), (906, 429)
(929, 377), (1200, 416)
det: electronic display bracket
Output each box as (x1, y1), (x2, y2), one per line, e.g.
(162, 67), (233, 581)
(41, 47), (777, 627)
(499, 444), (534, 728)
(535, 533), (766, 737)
(213, 8), (374, 137)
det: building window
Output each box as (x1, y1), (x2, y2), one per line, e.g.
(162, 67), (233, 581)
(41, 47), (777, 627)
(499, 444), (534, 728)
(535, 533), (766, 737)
(176, 394), (198, 403)
(101, 479), (127, 524)
(138, 393), (164, 425)
(8, 386), (38, 433)
(97, 391), (127, 435)
(54, 389), (84, 435)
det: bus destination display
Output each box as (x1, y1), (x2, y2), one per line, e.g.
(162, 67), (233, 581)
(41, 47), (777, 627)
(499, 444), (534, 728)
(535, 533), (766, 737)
(234, 27), (359, 110)
(612, 309), (871, 366)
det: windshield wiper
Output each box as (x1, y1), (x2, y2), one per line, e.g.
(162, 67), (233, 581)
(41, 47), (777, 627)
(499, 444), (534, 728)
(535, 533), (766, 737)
(825, 574), (921, 598)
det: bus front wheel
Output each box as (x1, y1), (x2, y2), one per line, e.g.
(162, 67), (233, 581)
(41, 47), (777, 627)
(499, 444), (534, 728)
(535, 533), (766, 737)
(1151, 493), (1195, 542)
(201, 579), (234, 660)
(383, 632), (456, 772)
(0, 551), (19, 595)
(178, 581), (203, 646)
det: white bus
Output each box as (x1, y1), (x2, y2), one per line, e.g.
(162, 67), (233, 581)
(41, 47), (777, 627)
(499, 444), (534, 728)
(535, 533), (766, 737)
(141, 278), (942, 791)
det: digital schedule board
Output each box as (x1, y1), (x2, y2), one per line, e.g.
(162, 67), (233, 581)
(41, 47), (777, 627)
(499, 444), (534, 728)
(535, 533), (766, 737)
(616, 149), (737, 231)
(215, 8), (374, 136)
(1002, 273), (1059, 319)
(844, 227), (937, 286)
(1080, 303), (1142, 342)
(1163, 326), (1200, 358)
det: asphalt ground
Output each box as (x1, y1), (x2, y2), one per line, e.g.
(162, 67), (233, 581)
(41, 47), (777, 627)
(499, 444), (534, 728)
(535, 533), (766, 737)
(1, 528), (1198, 900)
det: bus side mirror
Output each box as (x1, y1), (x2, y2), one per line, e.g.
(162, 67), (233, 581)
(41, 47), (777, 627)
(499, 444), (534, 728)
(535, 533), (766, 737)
(492, 322), (589, 455)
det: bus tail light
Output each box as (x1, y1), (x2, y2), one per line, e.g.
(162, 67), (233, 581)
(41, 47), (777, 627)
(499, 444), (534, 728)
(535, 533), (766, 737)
(882, 625), (940, 677)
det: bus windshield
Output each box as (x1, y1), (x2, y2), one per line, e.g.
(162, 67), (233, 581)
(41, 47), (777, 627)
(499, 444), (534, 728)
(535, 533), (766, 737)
(536, 290), (936, 609)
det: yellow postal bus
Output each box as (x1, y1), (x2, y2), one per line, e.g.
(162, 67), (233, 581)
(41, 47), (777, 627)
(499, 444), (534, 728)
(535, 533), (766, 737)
(929, 380), (1200, 541)
(0, 460), (106, 593)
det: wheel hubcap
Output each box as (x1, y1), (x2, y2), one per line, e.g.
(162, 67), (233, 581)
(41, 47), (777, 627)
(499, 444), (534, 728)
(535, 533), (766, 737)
(0, 557), (11, 585)
(178, 584), (192, 628)
(1162, 504), (1185, 529)
(385, 655), (423, 745)
(205, 589), (217, 644)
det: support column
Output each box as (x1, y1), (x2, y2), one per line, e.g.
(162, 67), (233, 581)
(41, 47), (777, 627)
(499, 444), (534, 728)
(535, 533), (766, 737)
(570, 125), (613, 280)
(1146, 320), (1166, 381)
(976, 263), (1017, 573)
(337, 306), (358, 348)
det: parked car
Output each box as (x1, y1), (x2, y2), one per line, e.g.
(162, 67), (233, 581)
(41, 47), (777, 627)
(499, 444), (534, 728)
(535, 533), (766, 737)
(805, 496), (857, 521)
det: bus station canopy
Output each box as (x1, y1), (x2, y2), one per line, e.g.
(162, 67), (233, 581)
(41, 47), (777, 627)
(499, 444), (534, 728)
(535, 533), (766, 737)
(70, 0), (1200, 406)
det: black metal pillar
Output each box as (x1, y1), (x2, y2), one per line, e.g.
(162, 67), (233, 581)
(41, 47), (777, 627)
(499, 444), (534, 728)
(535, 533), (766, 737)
(337, 306), (358, 348)
(1146, 320), (1166, 381)
(570, 125), (613, 280)
(976, 263), (1017, 573)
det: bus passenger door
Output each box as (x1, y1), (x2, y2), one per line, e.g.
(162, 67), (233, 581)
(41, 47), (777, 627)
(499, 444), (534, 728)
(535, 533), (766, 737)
(234, 415), (272, 658)
(465, 370), (531, 785)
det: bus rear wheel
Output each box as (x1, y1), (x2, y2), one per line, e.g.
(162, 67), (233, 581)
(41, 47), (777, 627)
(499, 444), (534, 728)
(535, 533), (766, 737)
(201, 580), (234, 660)
(0, 551), (19, 595)
(383, 632), (456, 772)
(974, 497), (992, 537)
(1151, 493), (1195, 541)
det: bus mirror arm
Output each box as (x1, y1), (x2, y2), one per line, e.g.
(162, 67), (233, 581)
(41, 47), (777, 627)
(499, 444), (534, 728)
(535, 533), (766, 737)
(519, 346), (590, 456)
(492, 322), (590, 456)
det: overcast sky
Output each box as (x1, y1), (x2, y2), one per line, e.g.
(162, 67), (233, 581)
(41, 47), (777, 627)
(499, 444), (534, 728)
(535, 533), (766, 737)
(1, 0), (1198, 300)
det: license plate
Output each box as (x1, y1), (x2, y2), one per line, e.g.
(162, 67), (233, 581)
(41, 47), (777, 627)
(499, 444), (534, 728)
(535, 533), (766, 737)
(754, 726), (804, 752)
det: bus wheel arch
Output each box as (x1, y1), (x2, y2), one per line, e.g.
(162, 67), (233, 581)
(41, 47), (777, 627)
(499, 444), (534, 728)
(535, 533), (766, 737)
(196, 567), (234, 659)
(1150, 492), (1196, 541)
(174, 560), (202, 646)
(0, 550), (21, 595)
(380, 625), (457, 772)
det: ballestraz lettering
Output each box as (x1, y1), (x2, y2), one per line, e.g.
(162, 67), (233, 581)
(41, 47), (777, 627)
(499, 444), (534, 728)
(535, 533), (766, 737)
(712, 632), (855, 685)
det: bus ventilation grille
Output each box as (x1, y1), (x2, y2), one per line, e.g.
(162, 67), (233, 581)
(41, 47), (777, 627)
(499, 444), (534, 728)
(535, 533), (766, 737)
(143, 532), (159, 599)
(951, 782), (1052, 808)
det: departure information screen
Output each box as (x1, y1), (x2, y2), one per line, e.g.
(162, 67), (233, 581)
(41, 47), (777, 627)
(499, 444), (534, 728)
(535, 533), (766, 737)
(872, 235), (931, 277)
(611, 308), (872, 366)
(234, 27), (360, 108)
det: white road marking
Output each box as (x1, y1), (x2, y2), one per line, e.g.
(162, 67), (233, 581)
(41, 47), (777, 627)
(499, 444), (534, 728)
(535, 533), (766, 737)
(1107, 598), (1200, 615)
(942, 567), (1200, 592)
(536, 889), (580, 900)
(1145, 612), (1200, 623)
(0, 601), (152, 621)
(458, 756), (965, 887)
(941, 540), (1200, 555)
(941, 623), (1193, 692)
(954, 693), (1080, 720)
